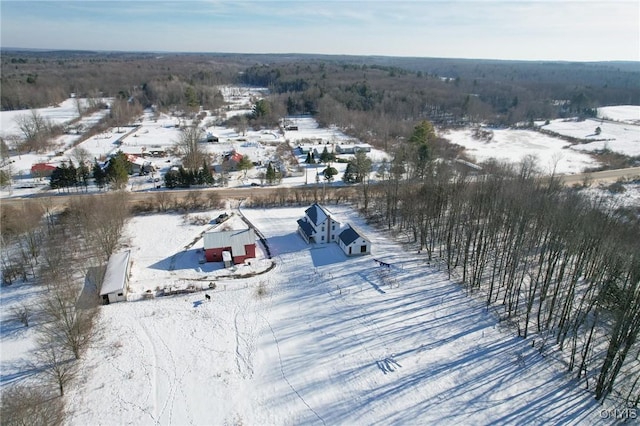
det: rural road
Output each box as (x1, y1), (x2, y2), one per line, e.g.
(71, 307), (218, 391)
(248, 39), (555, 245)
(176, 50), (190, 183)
(2, 167), (638, 210)
(0, 185), (355, 209)
(557, 166), (640, 186)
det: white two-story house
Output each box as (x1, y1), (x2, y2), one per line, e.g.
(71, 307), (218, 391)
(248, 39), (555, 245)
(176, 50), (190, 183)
(297, 203), (341, 244)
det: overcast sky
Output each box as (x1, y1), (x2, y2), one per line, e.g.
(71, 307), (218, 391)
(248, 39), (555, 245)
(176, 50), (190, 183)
(1, 0), (638, 61)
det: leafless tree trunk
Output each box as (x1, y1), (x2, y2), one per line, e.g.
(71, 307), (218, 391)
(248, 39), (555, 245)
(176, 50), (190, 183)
(0, 383), (64, 426)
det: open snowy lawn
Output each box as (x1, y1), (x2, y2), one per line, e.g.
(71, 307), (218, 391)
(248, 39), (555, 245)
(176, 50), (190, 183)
(598, 105), (640, 125)
(537, 118), (640, 157)
(441, 128), (599, 174)
(64, 206), (605, 425)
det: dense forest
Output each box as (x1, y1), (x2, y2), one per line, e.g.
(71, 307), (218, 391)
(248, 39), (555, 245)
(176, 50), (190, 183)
(2, 49), (639, 410)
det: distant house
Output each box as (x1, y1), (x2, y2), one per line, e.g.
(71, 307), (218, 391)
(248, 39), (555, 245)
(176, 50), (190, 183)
(297, 203), (341, 244)
(100, 251), (131, 304)
(335, 144), (372, 154)
(31, 163), (57, 177)
(222, 151), (244, 171)
(203, 228), (257, 264)
(338, 225), (371, 256)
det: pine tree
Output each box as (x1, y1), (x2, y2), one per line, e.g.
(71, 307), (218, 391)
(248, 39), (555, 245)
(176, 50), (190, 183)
(65, 161), (77, 190)
(106, 151), (130, 190)
(77, 162), (90, 191)
(265, 162), (276, 185)
(92, 161), (107, 190)
(343, 161), (357, 183)
(164, 170), (179, 188)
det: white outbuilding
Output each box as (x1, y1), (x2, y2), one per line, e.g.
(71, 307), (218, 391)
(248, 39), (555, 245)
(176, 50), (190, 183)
(338, 225), (371, 256)
(100, 251), (131, 304)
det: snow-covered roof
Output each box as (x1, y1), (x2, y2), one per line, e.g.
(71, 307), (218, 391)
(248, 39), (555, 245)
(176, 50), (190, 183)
(305, 203), (330, 226)
(204, 229), (256, 255)
(100, 251), (130, 296)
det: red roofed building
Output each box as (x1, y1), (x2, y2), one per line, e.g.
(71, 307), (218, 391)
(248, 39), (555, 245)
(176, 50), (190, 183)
(31, 163), (57, 177)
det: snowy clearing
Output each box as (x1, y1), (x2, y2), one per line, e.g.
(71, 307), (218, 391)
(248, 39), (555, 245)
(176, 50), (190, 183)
(54, 206), (607, 425)
(597, 105), (640, 125)
(536, 117), (640, 157)
(440, 128), (599, 174)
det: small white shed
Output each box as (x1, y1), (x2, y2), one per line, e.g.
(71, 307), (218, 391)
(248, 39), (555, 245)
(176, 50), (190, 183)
(338, 225), (371, 256)
(100, 251), (131, 304)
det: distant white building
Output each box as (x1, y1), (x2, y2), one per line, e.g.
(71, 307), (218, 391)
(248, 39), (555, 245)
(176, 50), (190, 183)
(100, 251), (131, 304)
(335, 144), (372, 154)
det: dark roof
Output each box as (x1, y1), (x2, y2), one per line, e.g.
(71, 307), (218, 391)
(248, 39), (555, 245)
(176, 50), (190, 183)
(339, 226), (360, 245)
(304, 203), (328, 226)
(297, 218), (314, 237)
(339, 225), (370, 246)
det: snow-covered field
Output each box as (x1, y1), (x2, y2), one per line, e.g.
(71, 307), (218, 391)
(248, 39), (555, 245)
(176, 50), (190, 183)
(598, 105), (640, 125)
(530, 106), (640, 158)
(51, 206), (606, 425)
(441, 128), (599, 174)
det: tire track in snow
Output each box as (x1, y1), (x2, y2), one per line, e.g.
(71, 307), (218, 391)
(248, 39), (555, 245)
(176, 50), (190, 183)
(131, 318), (160, 424)
(259, 313), (326, 426)
(234, 310), (255, 378)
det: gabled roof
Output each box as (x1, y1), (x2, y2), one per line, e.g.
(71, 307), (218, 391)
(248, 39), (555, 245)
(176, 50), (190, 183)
(339, 225), (370, 246)
(100, 251), (130, 296)
(297, 218), (314, 237)
(204, 229), (256, 255)
(305, 203), (330, 226)
(31, 163), (57, 172)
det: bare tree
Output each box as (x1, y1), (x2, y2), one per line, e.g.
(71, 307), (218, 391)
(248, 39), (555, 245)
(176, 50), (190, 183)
(68, 192), (130, 261)
(11, 304), (31, 327)
(34, 333), (78, 396)
(0, 383), (64, 426)
(173, 124), (208, 170)
(40, 277), (97, 360)
(14, 110), (52, 152)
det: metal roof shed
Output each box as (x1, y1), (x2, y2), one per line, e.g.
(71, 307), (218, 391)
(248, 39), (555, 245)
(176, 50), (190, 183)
(100, 251), (131, 304)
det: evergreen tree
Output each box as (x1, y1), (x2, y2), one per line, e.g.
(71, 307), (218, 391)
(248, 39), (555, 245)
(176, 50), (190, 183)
(253, 99), (270, 118)
(319, 146), (335, 163)
(50, 165), (66, 191)
(66, 161), (78, 190)
(199, 160), (214, 186)
(92, 161), (107, 190)
(343, 161), (357, 183)
(265, 162), (277, 185)
(178, 166), (195, 187)
(237, 155), (254, 177)
(164, 169), (179, 188)
(77, 162), (90, 191)
(305, 151), (313, 164)
(323, 166), (338, 182)
(106, 151), (130, 190)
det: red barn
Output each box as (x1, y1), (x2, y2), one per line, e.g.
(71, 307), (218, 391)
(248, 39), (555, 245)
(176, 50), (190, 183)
(31, 163), (57, 177)
(203, 228), (256, 264)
